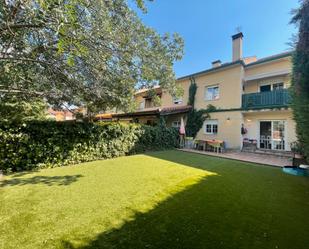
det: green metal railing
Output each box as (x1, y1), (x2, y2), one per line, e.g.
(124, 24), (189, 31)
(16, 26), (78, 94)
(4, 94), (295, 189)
(242, 89), (290, 109)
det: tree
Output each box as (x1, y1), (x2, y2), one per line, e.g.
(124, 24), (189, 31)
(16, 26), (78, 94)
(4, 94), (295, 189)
(0, 95), (47, 122)
(290, 0), (309, 159)
(0, 0), (183, 115)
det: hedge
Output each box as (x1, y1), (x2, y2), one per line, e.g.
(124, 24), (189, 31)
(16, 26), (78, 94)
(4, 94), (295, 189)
(0, 121), (179, 172)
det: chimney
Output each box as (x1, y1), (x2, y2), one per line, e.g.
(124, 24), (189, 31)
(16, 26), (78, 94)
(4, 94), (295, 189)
(232, 32), (243, 61)
(212, 60), (222, 68)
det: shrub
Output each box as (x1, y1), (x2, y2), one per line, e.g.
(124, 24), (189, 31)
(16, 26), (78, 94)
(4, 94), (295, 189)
(0, 121), (178, 172)
(290, 1), (309, 161)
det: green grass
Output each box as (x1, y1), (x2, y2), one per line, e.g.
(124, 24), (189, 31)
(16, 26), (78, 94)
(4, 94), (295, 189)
(1, 150), (309, 249)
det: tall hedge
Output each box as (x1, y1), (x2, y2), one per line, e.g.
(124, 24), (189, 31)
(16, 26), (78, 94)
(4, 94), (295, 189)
(290, 0), (309, 159)
(0, 121), (179, 172)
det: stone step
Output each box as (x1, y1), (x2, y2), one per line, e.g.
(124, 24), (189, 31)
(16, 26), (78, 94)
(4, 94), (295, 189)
(241, 149), (293, 158)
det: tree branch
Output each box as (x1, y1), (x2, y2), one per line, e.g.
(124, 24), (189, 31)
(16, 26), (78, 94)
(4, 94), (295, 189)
(0, 24), (44, 31)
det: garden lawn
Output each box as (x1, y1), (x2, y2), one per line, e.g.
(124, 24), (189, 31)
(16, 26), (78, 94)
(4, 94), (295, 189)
(1, 150), (309, 249)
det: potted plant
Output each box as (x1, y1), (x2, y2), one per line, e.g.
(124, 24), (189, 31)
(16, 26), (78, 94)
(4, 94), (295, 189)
(290, 141), (306, 166)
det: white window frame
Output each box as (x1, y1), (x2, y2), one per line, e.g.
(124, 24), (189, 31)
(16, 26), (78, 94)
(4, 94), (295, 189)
(272, 82), (284, 90)
(205, 85), (219, 101)
(204, 120), (218, 134)
(173, 96), (183, 105)
(172, 121), (181, 128)
(258, 120), (287, 151)
(139, 100), (145, 110)
(259, 82), (284, 92)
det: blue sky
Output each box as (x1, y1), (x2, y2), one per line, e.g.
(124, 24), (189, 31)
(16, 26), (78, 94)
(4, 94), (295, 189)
(133, 0), (299, 78)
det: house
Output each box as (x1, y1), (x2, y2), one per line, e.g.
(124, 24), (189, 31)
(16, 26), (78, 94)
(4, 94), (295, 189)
(107, 32), (296, 152)
(98, 85), (192, 127)
(47, 107), (86, 121)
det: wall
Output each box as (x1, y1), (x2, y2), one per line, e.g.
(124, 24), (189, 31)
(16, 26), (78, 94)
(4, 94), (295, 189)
(195, 111), (243, 150)
(194, 65), (243, 110)
(160, 64), (244, 110)
(161, 79), (190, 107)
(243, 109), (296, 151)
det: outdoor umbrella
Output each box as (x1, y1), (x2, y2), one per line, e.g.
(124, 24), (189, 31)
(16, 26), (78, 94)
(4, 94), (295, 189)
(179, 117), (185, 147)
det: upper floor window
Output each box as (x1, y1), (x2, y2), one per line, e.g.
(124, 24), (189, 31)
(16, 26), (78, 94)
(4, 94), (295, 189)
(273, 82), (284, 90)
(139, 101), (145, 110)
(205, 85), (219, 100)
(204, 120), (218, 134)
(260, 82), (284, 92)
(173, 97), (183, 105)
(145, 98), (153, 108)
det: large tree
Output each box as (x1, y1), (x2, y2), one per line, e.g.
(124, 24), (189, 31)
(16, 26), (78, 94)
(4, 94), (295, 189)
(290, 0), (309, 159)
(0, 0), (183, 114)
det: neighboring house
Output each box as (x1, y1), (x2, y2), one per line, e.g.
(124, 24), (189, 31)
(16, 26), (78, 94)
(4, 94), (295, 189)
(47, 107), (86, 121)
(100, 85), (192, 126)
(105, 32), (296, 152)
(47, 108), (74, 121)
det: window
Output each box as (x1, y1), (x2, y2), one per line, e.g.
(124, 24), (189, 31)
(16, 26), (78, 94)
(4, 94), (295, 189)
(204, 120), (218, 134)
(172, 121), (181, 128)
(260, 84), (271, 92)
(273, 82), (284, 90)
(205, 85), (219, 100)
(139, 101), (145, 110)
(145, 98), (152, 108)
(260, 82), (284, 92)
(173, 97), (183, 105)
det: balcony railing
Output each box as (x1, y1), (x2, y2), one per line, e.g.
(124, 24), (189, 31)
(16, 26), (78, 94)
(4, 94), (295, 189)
(242, 89), (290, 109)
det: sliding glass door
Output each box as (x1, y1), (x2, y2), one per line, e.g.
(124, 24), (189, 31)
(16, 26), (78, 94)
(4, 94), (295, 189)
(259, 121), (285, 150)
(272, 121), (285, 150)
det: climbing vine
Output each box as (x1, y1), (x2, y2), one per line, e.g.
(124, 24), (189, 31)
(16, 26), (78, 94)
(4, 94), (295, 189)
(185, 77), (215, 138)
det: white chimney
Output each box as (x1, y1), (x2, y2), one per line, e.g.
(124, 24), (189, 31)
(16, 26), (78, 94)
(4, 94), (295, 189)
(212, 60), (222, 68)
(232, 32), (243, 61)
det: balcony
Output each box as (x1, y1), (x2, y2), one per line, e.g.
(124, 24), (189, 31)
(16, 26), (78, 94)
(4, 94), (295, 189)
(242, 89), (290, 110)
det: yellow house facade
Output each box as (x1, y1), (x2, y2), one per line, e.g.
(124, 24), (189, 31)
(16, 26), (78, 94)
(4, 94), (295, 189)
(115, 32), (296, 152)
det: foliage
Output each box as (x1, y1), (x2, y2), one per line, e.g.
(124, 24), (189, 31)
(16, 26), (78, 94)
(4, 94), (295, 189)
(185, 78), (210, 138)
(2, 151), (309, 249)
(188, 77), (197, 107)
(0, 95), (47, 122)
(0, 0), (184, 114)
(290, 0), (309, 160)
(0, 121), (178, 172)
(290, 141), (305, 155)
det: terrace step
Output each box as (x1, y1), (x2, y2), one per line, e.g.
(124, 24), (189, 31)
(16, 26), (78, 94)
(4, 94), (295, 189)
(241, 148), (293, 158)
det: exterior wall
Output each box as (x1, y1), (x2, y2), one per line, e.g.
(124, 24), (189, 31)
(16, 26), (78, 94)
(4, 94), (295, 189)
(196, 111), (243, 150)
(136, 116), (158, 125)
(139, 64), (244, 110)
(161, 79), (190, 107)
(194, 65), (243, 110)
(243, 109), (296, 151)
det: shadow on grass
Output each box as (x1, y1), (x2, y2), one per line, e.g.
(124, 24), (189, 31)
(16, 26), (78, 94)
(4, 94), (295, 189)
(0, 174), (83, 187)
(60, 150), (309, 249)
